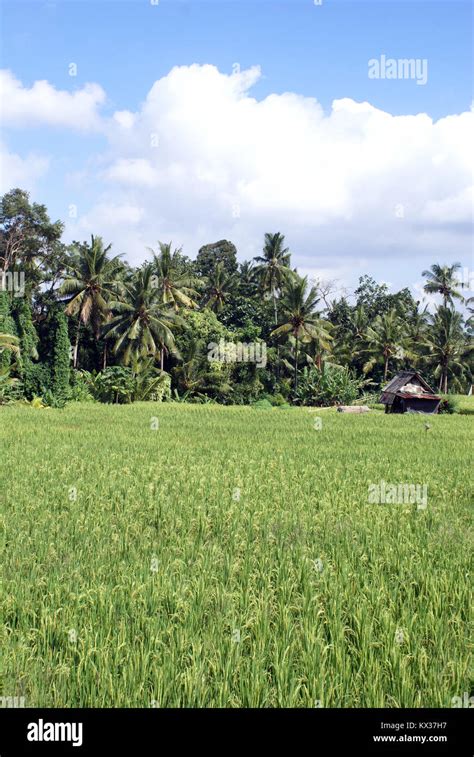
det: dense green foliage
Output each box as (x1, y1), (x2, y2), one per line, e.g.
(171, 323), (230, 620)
(50, 309), (71, 401)
(0, 187), (472, 406)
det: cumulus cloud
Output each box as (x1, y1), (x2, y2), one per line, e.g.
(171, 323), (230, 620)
(0, 142), (49, 193)
(83, 65), (472, 278)
(0, 69), (106, 130)
(2, 64), (472, 291)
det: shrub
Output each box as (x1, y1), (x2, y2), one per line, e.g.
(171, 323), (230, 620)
(42, 389), (67, 409)
(91, 366), (135, 404)
(251, 398), (273, 410)
(438, 395), (460, 414)
(295, 365), (366, 406)
(22, 362), (51, 398)
(69, 371), (95, 402)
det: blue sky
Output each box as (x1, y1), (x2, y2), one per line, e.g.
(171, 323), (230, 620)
(1, 0), (473, 299)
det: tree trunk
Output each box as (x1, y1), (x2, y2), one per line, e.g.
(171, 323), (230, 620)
(273, 292), (280, 381)
(384, 355), (389, 381)
(294, 337), (299, 394)
(73, 321), (81, 369)
(103, 343), (107, 370)
(160, 349), (164, 371)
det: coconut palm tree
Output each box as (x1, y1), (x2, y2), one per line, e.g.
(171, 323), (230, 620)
(301, 321), (334, 371)
(465, 296), (474, 335)
(149, 242), (199, 311)
(103, 265), (181, 369)
(405, 302), (430, 366)
(423, 306), (472, 393)
(271, 275), (325, 393)
(253, 232), (291, 326)
(60, 235), (123, 367)
(363, 308), (408, 381)
(0, 332), (20, 355)
(203, 262), (233, 313)
(422, 263), (463, 308)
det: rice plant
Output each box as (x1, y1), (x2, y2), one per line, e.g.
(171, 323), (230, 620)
(1, 404), (472, 707)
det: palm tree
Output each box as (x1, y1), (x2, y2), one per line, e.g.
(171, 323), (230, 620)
(330, 305), (368, 368)
(149, 242), (199, 310)
(423, 306), (472, 393)
(172, 337), (207, 397)
(0, 333), (20, 355)
(203, 262), (233, 313)
(422, 263), (463, 308)
(271, 275), (324, 393)
(302, 321), (334, 370)
(253, 232), (291, 326)
(129, 354), (171, 401)
(60, 235), (123, 367)
(363, 308), (407, 381)
(405, 302), (429, 366)
(103, 265), (181, 369)
(465, 296), (474, 335)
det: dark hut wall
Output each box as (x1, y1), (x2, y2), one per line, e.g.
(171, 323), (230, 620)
(388, 395), (440, 414)
(402, 397), (440, 414)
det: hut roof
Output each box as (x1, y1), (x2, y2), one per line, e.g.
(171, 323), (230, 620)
(380, 370), (439, 405)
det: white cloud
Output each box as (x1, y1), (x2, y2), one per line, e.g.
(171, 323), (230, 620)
(2, 64), (472, 291)
(0, 142), (49, 193)
(421, 186), (473, 224)
(0, 69), (106, 131)
(71, 202), (146, 231)
(103, 158), (158, 188)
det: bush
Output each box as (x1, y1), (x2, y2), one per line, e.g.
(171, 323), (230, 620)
(251, 398), (273, 410)
(90, 366), (135, 404)
(295, 365), (366, 406)
(438, 395), (460, 414)
(22, 362), (51, 398)
(69, 371), (95, 402)
(79, 364), (171, 404)
(42, 389), (67, 409)
(0, 364), (22, 404)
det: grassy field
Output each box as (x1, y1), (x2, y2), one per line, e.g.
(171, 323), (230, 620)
(1, 403), (472, 707)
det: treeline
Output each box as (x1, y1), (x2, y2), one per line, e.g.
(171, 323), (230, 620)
(0, 188), (472, 407)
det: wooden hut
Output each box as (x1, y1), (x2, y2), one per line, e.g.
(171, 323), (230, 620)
(380, 370), (441, 414)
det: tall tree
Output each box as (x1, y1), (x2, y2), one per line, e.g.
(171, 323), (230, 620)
(253, 233), (291, 327)
(363, 308), (407, 381)
(103, 265), (181, 369)
(195, 240), (238, 278)
(203, 262), (233, 314)
(423, 306), (472, 393)
(149, 242), (199, 310)
(422, 263), (463, 308)
(60, 235), (123, 367)
(0, 189), (63, 284)
(405, 301), (429, 366)
(271, 275), (323, 393)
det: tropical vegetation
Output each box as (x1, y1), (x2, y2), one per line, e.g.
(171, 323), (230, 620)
(0, 188), (472, 406)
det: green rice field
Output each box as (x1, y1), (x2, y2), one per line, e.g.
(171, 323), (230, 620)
(1, 403), (472, 707)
